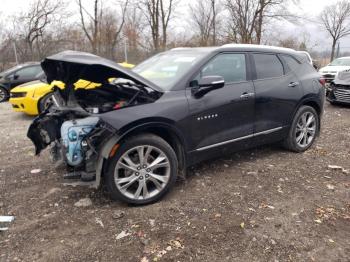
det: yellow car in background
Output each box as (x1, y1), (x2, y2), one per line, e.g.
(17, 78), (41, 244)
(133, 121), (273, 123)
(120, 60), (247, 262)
(9, 62), (134, 115)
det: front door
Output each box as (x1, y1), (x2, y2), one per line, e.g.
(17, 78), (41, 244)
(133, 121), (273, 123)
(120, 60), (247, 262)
(186, 53), (255, 151)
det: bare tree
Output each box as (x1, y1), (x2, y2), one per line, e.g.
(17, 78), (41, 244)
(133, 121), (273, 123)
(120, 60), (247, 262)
(225, 0), (297, 44)
(189, 1), (213, 46)
(211, 0), (218, 45)
(138, 0), (176, 51)
(225, 0), (260, 43)
(20, 0), (63, 59)
(189, 0), (221, 46)
(320, 0), (350, 61)
(123, 7), (147, 61)
(78, 0), (100, 53)
(77, 0), (129, 56)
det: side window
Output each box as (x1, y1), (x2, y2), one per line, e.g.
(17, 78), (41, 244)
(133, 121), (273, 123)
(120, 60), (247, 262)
(198, 53), (246, 83)
(281, 55), (301, 72)
(15, 66), (42, 79)
(253, 53), (284, 79)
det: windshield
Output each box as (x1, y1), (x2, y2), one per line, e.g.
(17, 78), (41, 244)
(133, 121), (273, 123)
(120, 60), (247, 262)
(132, 51), (207, 90)
(329, 58), (350, 66)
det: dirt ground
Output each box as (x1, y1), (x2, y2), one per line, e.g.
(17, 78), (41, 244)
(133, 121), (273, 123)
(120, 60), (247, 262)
(0, 101), (349, 262)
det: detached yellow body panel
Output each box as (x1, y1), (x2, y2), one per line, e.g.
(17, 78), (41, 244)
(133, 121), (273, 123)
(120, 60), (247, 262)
(9, 62), (134, 116)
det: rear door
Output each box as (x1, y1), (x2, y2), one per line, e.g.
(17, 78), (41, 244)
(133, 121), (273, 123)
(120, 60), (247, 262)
(186, 52), (255, 151)
(251, 53), (302, 136)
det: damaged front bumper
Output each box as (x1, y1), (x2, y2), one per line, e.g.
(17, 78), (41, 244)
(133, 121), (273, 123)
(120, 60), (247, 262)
(326, 85), (350, 105)
(27, 108), (119, 188)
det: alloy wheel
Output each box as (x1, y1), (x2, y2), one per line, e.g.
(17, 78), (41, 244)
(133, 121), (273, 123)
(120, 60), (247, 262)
(295, 111), (316, 148)
(114, 145), (171, 201)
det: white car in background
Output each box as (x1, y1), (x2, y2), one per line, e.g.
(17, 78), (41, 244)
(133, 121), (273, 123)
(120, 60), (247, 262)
(319, 56), (350, 84)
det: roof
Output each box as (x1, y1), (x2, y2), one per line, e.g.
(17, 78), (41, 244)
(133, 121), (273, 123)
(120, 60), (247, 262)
(0, 62), (41, 76)
(170, 44), (298, 55)
(22, 62), (40, 65)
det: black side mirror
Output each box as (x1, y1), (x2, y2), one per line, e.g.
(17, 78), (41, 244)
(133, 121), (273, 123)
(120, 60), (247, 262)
(191, 75), (225, 97)
(13, 74), (19, 80)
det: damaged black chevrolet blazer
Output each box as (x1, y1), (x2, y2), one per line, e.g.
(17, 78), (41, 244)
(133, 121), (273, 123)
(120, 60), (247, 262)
(28, 45), (324, 204)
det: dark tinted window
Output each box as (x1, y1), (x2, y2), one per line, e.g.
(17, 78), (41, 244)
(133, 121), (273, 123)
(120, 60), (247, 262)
(199, 53), (246, 83)
(254, 54), (284, 79)
(281, 55), (301, 72)
(15, 65), (42, 79)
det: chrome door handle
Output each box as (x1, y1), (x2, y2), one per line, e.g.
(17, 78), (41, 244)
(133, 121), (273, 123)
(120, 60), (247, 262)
(240, 92), (254, 99)
(288, 82), (299, 87)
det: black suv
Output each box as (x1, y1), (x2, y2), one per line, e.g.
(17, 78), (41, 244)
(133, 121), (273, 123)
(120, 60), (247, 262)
(28, 45), (324, 204)
(0, 62), (43, 102)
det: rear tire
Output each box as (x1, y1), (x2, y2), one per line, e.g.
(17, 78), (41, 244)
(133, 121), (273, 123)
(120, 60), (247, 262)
(0, 86), (9, 103)
(38, 93), (54, 113)
(283, 105), (319, 152)
(105, 134), (178, 205)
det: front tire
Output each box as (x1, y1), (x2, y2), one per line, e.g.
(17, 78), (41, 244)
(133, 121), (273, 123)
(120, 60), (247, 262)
(105, 134), (178, 205)
(0, 86), (9, 103)
(283, 105), (319, 152)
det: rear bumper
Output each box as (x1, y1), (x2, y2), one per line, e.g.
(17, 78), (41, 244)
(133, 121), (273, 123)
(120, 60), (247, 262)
(9, 97), (39, 115)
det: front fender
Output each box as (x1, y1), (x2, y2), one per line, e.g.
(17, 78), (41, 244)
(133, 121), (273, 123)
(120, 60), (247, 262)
(92, 134), (120, 189)
(93, 120), (188, 188)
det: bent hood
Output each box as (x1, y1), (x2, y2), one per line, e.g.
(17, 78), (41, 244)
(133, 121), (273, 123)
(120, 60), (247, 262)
(333, 69), (350, 85)
(319, 65), (350, 73)
(41, 50), (162, 93)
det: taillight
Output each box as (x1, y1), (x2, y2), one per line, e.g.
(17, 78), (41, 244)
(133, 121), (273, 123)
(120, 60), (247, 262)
(319, 78), (326, 87)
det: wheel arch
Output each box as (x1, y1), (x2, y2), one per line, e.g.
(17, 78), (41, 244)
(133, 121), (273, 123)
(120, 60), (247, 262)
(118, 122), (187, 171)
(95, 121), (188, 188)
(301, 100), (321, 116)
(291, 96), (322, 135)
(0, 83), (9, 91)
(0, 84), (10, 101)
(37, 91), (54, 114)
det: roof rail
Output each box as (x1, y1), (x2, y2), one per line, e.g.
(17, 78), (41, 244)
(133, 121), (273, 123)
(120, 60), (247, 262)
(221, 43), (295, 52)
(170, 47), (191, 51)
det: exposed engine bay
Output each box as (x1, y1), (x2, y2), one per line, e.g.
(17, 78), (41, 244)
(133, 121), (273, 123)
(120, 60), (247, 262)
(28, 82), (160, 182)
(73, 81), (158, 114)
(61, 116), (99, 166)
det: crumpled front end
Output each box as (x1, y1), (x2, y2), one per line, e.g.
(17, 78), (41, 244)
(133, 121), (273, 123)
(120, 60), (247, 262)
(27, 108), (117, 184)
(27, 50), (162, 186)
(326, 69), (350, 104)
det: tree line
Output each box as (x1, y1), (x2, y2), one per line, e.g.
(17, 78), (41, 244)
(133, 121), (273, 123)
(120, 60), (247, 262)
(0, 0), (349, 69)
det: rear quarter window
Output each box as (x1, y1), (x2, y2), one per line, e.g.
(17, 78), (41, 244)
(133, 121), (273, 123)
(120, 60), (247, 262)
(253, 53), (284, 79)
(280, 55), (302, 72)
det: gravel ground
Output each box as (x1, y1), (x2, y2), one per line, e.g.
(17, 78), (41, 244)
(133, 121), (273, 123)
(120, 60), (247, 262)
(0, 101), (349, 262)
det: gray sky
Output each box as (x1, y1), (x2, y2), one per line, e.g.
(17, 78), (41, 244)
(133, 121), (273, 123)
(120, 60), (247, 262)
(2, 0), (350, 52)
